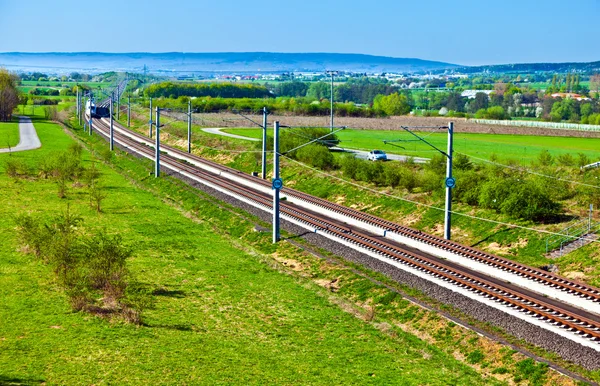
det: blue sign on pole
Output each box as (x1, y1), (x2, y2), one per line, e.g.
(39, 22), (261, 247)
(445, 177), (456, 188)
(272, 178), (283, 190)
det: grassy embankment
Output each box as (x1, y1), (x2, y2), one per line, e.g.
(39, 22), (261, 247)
(109, 105), (600, 384)
(0, 113), (504, 384)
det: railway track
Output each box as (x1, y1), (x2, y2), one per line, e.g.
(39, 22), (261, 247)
(89, 116), (600, 353)
(96, 116), (600, 312)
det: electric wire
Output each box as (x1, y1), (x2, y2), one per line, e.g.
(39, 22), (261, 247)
(279, 154), (600, 244)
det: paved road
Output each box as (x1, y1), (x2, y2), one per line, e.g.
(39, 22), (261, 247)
(202, 127), (429, 163)
(331, 147), (429, 163)
(0, 116), (41, 153)
(202, 127), (260, 142)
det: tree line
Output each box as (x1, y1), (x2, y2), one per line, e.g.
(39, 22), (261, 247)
(144, 82), (272, 99)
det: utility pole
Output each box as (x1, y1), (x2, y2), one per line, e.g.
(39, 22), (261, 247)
(76, 86), (80, 124)
(261, 107), (268, 179)
(326, 70), (337, 132)
(149, 97), (153, 138)
(155, 107), (160, 177)
(444, 122), (454, 240)
(88, 94), (93, 136)
(272, 121), (281, 243)
(187, 99), (192, 153)
(110, 94), (114, 151)
(127, 94), (131, 127)
(117, 92), (120, 120)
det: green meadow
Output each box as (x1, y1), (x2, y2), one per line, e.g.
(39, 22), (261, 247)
(222, 128), (600, 164)
(0, 119), (19, 148)
(0, 118), (491, 385)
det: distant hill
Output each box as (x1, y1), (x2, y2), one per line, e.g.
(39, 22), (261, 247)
(0, 52), (457, 74)
(454, 61), (600, 74)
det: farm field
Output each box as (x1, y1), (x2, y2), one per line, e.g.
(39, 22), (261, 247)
(522, 81), (590, 90)
(222, 127), (600, 164)
(0, 119), (494, 385)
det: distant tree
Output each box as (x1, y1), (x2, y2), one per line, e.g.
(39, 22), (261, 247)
(373, 93), (411, 116)
(272, 81), (309, 98)
(590, 74), (600, 94)
(469, 92), (489, 112)
(0, 68), (20, 121)
(494, 82), (508, 96)
(446, 92), (464, 112)
(306, 82), (330, 100)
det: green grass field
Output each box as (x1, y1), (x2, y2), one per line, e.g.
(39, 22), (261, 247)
(522, 81), (590, 90)
(0, 119), (493, 384)
(222, 128), (600, 164)
(0, 119), (20, 148)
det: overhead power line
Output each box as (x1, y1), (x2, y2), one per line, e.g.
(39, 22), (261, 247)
(280, 155), (600, 245)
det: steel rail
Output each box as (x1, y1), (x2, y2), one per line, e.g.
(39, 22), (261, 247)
(98, 116), (600, 304)
(90, 116), (600, 344)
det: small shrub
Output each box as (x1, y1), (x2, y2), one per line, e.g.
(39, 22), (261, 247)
(339, 155), (362, 179)
(513, 358), (548, 385)
(577, 152), (590, 168)
(398, 167), (419, 193)
(556, 153), (575, 167)
(14, 209), (144, 324)
(296, 144), (335, 170)
(453, 153), (473, 171)
(14, 213), (51, 258)
(4, 157), (30, 179)
(466, 349), (484, 364)
(99, 147), (113, 162)
(536, 149), (553, 167)
(89, 180), (107, 213)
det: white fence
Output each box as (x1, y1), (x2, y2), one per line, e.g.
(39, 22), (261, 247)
(468, 119), (600, 132)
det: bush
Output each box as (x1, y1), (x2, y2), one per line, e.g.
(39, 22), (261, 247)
(398, 166), (419, 192)
(536, 149), (553, 167)
(466, 349), (484, 364)
(499, 180), (560, 221)
(453, 153), (473, 171)
(356, 161), (385, 185)
(425, 153), (446, 175)
(14, 209), (146, 323)
(420, 170), (444, 194)
(513, 358), (548, 385)
(37, 148), (84, 198)
(556, 153), (575, 167)
(14, 213), (51, 258)
(577, 152), (590, 168)
(479, 177), (514, 211)
(454, 170), (485, 206)
(339, 155), (363, 179)
(4, 157), (30, 179)
(296, 144), (335, 170)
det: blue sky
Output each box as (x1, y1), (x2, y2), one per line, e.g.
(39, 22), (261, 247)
(1, 0), (599, 66)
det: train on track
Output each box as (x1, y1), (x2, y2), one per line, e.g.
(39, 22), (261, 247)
(85, 100), (110, 119)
